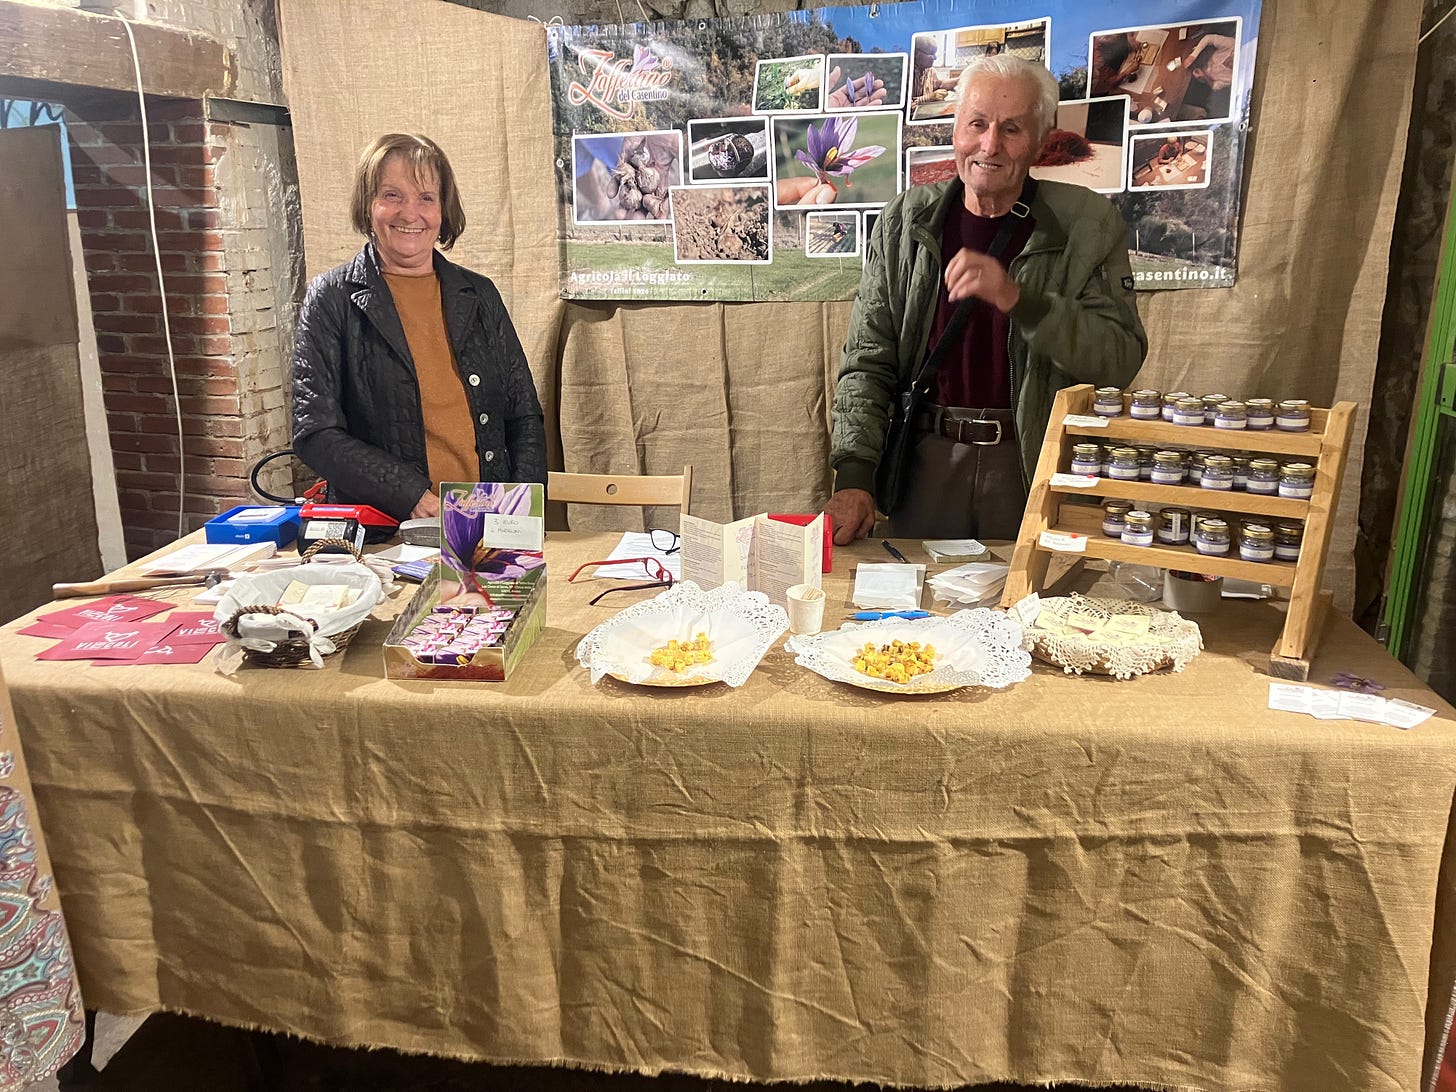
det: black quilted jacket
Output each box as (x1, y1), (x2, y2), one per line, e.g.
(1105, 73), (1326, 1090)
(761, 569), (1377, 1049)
(291, 243), (547, 521)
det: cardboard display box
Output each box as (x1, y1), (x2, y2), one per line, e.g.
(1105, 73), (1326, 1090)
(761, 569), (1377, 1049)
(383, 564), (546, 681)
(383, 481), (548, 681)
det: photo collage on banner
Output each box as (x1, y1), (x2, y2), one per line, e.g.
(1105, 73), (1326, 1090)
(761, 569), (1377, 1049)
(547, 0), (1259, 301)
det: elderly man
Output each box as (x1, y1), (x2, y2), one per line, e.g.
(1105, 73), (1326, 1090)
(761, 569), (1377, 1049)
(823, 54), (1147, 545)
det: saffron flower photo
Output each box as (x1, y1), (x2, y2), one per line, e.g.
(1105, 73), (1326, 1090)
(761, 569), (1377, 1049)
(440, 482), (545, 605)
(772, 112), (900, 210)
(824, 53), (908, 112)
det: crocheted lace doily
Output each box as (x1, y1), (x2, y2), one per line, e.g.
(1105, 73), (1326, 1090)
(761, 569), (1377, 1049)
(1028, 594), (1203, 679)
(575, 580), (789, 687)
(786, 608), (1032, 694)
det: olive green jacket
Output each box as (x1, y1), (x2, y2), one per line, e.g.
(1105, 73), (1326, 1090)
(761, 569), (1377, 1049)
(830, 178), (1148, 495)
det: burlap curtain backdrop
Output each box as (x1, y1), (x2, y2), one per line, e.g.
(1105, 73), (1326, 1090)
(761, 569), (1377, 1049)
(279, 0), (1420, 605)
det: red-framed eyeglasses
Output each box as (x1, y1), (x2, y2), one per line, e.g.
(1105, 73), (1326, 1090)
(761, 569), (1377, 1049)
(568, 557), (674, 605)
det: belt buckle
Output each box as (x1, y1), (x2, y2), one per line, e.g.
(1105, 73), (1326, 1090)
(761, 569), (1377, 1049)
(969, 418), (1002, 446)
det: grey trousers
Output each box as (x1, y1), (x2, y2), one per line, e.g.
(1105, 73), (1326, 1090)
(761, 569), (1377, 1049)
(880, 407), (1028, 541)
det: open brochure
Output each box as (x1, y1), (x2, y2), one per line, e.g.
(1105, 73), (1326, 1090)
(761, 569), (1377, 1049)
(680, 513), (823, 607)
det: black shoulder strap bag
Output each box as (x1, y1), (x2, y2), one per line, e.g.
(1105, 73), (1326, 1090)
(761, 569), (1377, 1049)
(874, 176), (1037, 516)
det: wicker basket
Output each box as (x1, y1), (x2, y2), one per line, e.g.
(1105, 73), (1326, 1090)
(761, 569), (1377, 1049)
(220, 539), (367, 668)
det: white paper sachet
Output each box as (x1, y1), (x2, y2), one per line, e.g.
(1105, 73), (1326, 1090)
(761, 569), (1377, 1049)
(852, 563), (925, 610)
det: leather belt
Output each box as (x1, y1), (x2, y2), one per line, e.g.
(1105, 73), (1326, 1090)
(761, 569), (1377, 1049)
(915, 407), (1008, 446)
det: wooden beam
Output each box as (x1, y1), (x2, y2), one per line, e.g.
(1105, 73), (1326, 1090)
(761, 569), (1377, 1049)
(0, 0), (233, 101)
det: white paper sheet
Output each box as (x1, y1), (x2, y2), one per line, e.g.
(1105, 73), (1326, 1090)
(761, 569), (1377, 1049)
(852, 563), (924, 610)
(374, 543), (438, 563)
(139, 542), (277, 574)
(1268, 684), (1440, 729)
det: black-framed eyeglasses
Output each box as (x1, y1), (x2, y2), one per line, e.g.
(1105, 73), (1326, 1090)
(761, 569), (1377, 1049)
(649, 529), (681, 555)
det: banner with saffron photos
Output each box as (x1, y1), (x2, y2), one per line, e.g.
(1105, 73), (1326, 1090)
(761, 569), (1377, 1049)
(547, 0), (1260, 301)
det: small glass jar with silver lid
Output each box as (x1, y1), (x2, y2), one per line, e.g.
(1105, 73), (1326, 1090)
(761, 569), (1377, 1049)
(1214, 400), (1247, 430)
(1130, 389), (1163, 420)
(1201, 454), (1234, 490)
(1151, 450), (1184, 485)
(1157, 506), (1192, 545)
(1191, 510), (1221, 538)
(1278, 462), (1316, 499)
(1201, 393), (1231, 423)
(1070, 442), (1101, 476)
(1239, 522), (1275, 562)
(1276, 399), (1311, 431)
(1122, 511), (1155, 546)
(1274, 520), (1304, 561)
(1194, 517), (1231, 556)
(1093, 387), (1125, 417)
(1246, 457), (1279, 495)
(1102, 500), (1132, 538)
(1246, 398), (1276, 430)
(1107, 446), (1141, 481)
(1172, 397), (1205, 426)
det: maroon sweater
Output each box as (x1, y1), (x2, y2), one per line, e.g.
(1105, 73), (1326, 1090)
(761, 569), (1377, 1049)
(929, 201), (1035, 409)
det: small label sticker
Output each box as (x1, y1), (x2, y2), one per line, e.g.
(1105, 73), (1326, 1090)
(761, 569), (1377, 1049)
(1050, 473), (1101, 488)
(1038, 531), (1087, 553)
(1009, 593), (1042, 626)
(307, 520), (349, 540)
(1063, 414), (1109, 428)
(1122, 275), (1135, 291)
(484, 513), (545, 551)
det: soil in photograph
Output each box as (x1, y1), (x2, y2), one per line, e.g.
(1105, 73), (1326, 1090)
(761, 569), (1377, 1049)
(673, 188), (770, 261)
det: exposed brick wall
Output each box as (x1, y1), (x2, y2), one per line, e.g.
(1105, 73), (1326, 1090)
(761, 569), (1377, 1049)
(66, 96), (299, 559)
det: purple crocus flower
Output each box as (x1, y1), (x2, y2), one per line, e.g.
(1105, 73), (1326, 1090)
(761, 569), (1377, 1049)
(633, 45), (658, 71)
(793, 116), (886, 187)
(846, 70), (874, 105)
(443, 484), (488, 593)
(441, 482), (537, 597)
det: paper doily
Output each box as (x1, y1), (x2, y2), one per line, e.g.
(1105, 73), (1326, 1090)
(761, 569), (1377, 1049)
(575, 580), (789, 687)
(785, 609), (1032, 694)
(1026, 594), (1203, 679)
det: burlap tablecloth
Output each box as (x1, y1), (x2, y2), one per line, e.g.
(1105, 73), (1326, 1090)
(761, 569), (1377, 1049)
(2, 533), (1455, 1091)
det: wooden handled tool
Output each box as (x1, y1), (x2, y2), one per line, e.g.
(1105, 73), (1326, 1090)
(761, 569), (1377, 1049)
(51, 570), (229, 599)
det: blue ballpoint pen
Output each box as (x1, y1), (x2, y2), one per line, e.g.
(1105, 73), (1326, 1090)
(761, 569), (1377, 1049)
(851, 610), (932, 621)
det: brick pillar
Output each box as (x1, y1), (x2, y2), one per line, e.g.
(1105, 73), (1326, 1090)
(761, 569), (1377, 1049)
(67, 98), (282, 560)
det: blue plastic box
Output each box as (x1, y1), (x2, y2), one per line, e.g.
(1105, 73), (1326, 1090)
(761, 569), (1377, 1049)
(204, 505), (302, 548)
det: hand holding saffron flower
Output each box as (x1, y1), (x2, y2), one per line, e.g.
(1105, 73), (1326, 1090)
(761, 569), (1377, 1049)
(792, 116), (887, 191)
(775, 176), (839, 205)
(826, 66), (887, 109)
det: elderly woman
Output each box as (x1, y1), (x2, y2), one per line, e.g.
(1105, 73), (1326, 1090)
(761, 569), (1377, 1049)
(291, 133), (546, 521)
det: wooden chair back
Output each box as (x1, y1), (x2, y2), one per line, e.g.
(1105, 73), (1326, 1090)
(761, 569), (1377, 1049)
(547, 466), (692, 515)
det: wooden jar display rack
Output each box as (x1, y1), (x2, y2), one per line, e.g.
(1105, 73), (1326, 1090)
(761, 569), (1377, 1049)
(1000, 384), (1356, 680)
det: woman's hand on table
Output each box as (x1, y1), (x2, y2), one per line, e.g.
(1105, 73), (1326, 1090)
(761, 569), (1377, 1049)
(411, 491), (441, 519)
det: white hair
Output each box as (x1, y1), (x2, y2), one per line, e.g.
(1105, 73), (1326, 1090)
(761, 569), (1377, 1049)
(955, 54), (1060, 140)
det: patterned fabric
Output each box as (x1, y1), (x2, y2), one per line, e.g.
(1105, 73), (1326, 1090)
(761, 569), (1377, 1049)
(0, 667), (84, 1089)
